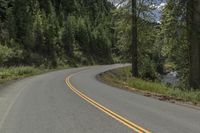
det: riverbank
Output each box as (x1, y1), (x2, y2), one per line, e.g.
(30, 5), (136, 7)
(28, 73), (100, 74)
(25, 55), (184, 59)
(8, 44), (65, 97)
(98, 66), (200, 106)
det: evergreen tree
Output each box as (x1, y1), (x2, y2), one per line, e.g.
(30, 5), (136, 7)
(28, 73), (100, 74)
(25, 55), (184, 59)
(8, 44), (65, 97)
(132, 0), (138, 77)
(187, 0), (200, 89)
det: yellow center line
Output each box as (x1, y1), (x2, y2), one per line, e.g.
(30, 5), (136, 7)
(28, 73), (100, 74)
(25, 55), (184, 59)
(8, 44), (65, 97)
(65, 71), (151, 133)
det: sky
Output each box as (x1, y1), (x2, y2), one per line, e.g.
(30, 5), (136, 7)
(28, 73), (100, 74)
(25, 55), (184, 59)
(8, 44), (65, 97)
(152, 0), (166, 22)
(108, 0), (166, 22)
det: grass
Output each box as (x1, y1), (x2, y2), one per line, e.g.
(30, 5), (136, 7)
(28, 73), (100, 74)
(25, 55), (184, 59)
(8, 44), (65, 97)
(0, 65), (69, 84)
(99, 66), (200, 105)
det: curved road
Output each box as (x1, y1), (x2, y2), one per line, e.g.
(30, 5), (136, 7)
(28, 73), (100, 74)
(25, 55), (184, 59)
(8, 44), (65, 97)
(0, 64), (200, 133)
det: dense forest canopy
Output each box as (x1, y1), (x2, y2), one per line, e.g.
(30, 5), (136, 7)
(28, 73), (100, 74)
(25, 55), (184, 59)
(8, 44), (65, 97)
(0, 0), (114, 67)
(110, 0), (199, 89)
(0, 0), (199, 89)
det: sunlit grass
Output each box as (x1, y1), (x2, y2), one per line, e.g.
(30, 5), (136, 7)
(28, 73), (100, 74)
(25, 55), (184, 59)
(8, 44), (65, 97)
(0, 66), (41, 83)
(0, 65), (69, 84)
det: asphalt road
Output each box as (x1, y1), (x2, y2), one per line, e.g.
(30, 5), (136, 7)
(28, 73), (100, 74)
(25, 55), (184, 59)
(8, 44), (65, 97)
(0, 64), (200, 133)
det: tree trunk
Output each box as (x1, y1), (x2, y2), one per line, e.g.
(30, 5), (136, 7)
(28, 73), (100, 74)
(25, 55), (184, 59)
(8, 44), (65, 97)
(132, 0), (138, 77)
(187, 0), (200, 89)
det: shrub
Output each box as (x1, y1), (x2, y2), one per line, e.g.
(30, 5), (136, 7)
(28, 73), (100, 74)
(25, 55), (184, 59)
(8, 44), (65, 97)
(0, 66), (39, 80)
(0, 45), (14, 66)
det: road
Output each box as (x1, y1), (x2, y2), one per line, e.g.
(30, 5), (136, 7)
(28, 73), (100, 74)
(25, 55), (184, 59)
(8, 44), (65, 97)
(0, 64), (200, 133)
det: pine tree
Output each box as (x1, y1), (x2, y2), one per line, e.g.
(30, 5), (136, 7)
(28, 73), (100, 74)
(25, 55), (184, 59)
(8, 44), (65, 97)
(187, 0), (200, 89)
(132, 0), (138, 77)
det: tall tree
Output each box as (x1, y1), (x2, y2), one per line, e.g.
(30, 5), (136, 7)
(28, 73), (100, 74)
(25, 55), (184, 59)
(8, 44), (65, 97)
(187, 0), (200, 89)
(132, 0), (138, 77)
(159, 0), (190, 87)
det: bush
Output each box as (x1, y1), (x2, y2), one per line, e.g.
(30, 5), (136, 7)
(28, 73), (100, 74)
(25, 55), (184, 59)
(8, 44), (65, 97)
(0, 45), (14, 66)
(0, 66), (39, 80)
(0, 43), (23, 67)
(139, 56), (157, 80)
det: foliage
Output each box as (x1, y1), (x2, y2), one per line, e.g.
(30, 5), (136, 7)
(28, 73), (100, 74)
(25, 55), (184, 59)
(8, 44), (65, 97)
(111, 0), (199, 89)
(0, 65), (70, 83)
(0, 0), (114, 68)
(100, 67), (200, 104)
(0, 66), (40, 83)
(160, 0), (190, 88)
(0, 0), (199, 90)
(0, 44), (23, 66)
(112, 2), (163, 80)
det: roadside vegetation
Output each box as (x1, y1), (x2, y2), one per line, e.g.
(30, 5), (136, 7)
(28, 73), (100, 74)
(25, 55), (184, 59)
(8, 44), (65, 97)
(100, 67), (200, 105)
(0, 65), (69, 84)
(0, 66), (41, 83)
(112, 0), (199, 89)
(0, 0), (199, 92)
(0, 0), (113, 83)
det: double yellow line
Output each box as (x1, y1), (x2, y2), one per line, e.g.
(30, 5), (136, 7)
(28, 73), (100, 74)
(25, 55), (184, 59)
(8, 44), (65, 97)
(65, 71), (151, 133)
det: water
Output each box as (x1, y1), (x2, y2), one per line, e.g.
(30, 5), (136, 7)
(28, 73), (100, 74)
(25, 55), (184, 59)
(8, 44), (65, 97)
(161, 71), (179, 86)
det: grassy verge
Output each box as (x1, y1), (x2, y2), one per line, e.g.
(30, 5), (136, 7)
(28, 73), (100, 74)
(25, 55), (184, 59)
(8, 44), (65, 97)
(99, 67), (200, 106)
(0, 65), (69, 84)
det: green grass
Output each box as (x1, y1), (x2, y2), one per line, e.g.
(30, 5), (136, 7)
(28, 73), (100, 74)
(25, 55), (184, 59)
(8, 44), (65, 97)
(0, 65), (70, 84)
(100, 67), (200, 105)
(0, 66), (42, 83)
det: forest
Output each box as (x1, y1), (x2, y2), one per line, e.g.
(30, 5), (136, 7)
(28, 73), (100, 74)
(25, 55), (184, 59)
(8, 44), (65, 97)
(0, 0), (199, 90)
